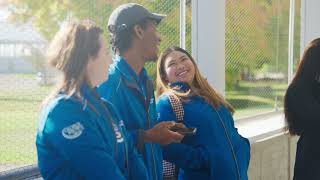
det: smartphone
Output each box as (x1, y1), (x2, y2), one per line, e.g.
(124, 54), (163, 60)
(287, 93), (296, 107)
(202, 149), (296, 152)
(170, 126), (197, 136)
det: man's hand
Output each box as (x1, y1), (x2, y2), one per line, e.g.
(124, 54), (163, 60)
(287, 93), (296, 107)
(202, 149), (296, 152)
(144, 121), (185, 145)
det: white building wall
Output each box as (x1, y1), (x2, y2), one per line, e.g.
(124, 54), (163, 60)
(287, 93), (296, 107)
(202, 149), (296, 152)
(192, 0), (225, 96)
(301, 0), (320, 50)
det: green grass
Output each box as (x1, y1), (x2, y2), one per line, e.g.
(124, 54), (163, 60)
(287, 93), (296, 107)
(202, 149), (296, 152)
(0, 85), (52, 166)
(12, 73), (37, 79)
(0, 78), (287, 166)
(226, 80), (287, 118)
(234, 106), (272, 119)
(227, 94), (276, 105)
(238, 81), (287, 89)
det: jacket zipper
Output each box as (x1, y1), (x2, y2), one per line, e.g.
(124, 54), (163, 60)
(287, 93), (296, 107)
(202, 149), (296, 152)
(124, 79), (158, 180)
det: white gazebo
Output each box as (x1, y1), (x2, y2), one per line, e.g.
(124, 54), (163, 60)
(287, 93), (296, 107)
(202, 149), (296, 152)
(0, 20), (47, 73)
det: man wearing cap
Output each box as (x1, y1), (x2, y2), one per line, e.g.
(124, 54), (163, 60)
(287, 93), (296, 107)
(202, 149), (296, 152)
(98, 3), (184, 180)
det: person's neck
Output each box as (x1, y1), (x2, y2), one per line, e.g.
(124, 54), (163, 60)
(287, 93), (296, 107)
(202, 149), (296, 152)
(122, 49), (145, 75)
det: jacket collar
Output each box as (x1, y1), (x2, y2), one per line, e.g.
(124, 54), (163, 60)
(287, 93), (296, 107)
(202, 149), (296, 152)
(79, 83), (102, 113)
(80, 83), (99, 102)
(114, 56), (149, 84)
(169, 81), (191, 93)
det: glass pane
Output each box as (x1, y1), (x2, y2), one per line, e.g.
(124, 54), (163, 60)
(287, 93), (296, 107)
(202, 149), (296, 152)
(225, 0), (301, 119)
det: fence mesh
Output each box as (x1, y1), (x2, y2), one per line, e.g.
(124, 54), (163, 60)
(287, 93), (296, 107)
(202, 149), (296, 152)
(0, 0), (191, 172)
(225, 0), (301, 118)
(0, 0), (302, 172)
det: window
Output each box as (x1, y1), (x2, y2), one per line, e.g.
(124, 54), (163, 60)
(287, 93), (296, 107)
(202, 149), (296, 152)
(225, 0), (301, 119)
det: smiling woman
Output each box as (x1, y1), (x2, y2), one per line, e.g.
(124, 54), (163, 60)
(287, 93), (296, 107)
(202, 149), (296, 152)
(156, 46), (251, 180)
(163, 50), (195, 85)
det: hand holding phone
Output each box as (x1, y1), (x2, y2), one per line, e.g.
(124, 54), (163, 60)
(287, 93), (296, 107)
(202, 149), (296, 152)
(170, 125), (197, 136)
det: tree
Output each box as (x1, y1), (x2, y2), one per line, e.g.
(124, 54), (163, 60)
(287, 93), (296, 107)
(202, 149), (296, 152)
(226, 0), (271, 89)
(7, 0), (301, 88)
(225, 0), (300, 89)
(7, 0), (184, 81)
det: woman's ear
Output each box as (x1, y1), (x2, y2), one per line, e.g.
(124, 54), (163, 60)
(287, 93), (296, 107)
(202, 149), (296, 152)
(133, 25), (144, 39)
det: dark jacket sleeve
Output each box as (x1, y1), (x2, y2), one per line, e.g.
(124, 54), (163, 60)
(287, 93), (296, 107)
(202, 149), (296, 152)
(44, 100), (126, 180)
(156, 96), (210, 169)
(287, 84), (320, 133)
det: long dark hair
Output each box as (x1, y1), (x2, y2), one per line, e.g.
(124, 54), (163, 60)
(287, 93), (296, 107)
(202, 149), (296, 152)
(284, 38), (320, 135)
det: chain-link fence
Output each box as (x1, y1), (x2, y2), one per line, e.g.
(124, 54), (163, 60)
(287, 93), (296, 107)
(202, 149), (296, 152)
(0, 0), (303, 173)
(0, 0), (191, 172)
(225, 0), (301, 119)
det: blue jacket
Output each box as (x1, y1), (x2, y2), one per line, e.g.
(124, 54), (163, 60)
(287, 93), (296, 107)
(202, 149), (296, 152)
(36, 84), (149, 180)
(156, 82), (250, 180)
(98, 57), (163, 180)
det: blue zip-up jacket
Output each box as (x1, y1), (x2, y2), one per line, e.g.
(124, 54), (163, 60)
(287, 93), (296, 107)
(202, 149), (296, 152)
(98, 57), (163, 180)
(156, 82), (250, 180)
(36, 84), (149, 180)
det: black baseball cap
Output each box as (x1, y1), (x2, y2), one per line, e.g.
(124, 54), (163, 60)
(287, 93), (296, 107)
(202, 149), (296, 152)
(108, 3), (166, 34)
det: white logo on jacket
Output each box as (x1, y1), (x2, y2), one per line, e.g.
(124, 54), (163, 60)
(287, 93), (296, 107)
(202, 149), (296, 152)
(112, 122), (124, 143)
(150, 98), (155, 104)
(62, 122), (84, 140)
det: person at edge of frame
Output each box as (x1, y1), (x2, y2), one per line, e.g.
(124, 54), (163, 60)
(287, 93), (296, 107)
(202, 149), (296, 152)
(284, 38), (320, 180)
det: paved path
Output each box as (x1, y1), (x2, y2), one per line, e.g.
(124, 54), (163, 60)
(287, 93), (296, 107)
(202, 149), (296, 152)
(0, 74), (38, 89)
(0, 164), (23, 172)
